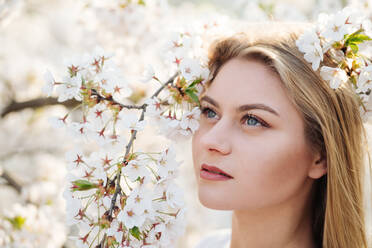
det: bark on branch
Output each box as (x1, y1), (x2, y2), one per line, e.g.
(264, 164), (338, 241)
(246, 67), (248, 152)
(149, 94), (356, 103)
(1, 170), (22, 194)
(1, 98), (79, 118)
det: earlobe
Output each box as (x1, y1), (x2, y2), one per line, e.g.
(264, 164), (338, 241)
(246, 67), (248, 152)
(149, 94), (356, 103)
(308, 155), (327, 179)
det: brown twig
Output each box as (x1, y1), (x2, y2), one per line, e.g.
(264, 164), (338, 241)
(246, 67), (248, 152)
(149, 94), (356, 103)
(1, 98), (79, 118)
(99, 73), (177, 247)
(1, 170), (22, 193)
(90, 89), (144, 110)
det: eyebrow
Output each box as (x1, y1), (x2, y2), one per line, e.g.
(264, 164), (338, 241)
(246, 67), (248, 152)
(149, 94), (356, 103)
(200, 95), (280, 117)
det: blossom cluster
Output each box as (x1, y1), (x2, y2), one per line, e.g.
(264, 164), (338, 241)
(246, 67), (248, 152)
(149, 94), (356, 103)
(0, 204), (66, 248)
(41, 34), (208, 247)
(296, 7), (372, 118)
(0, 118), (68, 247)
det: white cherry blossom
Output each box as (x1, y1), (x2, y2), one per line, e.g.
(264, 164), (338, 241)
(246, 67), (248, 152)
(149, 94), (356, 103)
(362, 19), (372, 38)
(48, 115), (68, 129)
(63, 190), (82, 225)
(179, 58), (204, 81)
(157, 145), (182, 179)
(42, 69), (55, 97)
(91, 164), (107, 185)
(95, 69), (120, 94)
(84, 114), (112, 146)
(163, 31), (183, 54)
(296, 29), (324, 70)
(65, 148), (85, 170)
(117, 111), (147, 132)
(56, 74), (83, 102)
(179, 107), (201, 135)
(303, 45), (323, 71)
(140, 64), (156, 83)
(320, 66), (349, 89)
(155, 116), (190, 142)
(154, 222), (172, 246)
(106, 219), (124, 244)
(74, 221), (100, 248)
(359, 65), (372, 86)
(121, 157), (151, 182)
(321, 11), (350, 42)
(88, 46), (114, 70)
(117, 203), (146, 229)
(112, 80), (133, 103)
(165, 182), (184, 209)
(67, 121), (90, 141)
(126, 186), (153, 215)
(357, 65), (372, 94)
(144, 97), (163, 117)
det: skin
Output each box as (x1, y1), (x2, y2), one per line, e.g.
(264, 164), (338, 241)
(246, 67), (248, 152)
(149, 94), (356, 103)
(191, 58), (327, 248)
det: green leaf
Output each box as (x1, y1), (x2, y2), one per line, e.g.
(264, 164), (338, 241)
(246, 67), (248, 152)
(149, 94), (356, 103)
(72, 179), (98, 192)
(178, 77), (187, 88)
(109, 240), (120, 247)
(350, 75), (357, 86)
(138, 0), (145, 5)
(185, 89), (200, 105)
(130, 226), (141, 240)
(186, 78), (203, 90)
(350, 34), (371, 43)
(344, 28), (363, 41)
(345, 34), (372, 46)
(258, 3), (274, 15)
(6, 216), (26, 230)
(349, 43), (359, 54)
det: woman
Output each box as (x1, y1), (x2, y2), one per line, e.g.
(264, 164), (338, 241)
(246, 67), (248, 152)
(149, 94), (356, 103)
(192, 23), (372, 248)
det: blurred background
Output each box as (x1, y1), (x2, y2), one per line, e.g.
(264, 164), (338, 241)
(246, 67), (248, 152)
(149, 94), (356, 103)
(0, 0), (371, 247)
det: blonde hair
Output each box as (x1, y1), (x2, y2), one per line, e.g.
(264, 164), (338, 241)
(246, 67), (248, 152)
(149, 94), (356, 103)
(203, 23), (372, 248)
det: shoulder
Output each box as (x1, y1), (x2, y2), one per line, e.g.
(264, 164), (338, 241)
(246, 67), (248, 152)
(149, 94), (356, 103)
(194, 228), (231, 248)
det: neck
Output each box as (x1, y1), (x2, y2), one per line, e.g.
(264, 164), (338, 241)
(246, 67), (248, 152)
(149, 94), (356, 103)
(230, 182), (316, 248)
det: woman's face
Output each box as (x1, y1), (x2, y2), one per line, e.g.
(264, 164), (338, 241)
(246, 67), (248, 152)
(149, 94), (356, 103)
(192, 58), (323, 210)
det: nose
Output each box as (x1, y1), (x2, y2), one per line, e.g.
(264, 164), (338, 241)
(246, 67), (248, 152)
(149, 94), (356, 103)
(199, 117), (232, 155)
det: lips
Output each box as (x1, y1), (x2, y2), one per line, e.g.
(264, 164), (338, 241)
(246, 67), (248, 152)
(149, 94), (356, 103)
(201, 163), (233, 179)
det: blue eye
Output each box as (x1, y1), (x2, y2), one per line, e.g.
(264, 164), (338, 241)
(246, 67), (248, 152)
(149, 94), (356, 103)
(201, 107), (217, 119)
(244, 115), (262, 126)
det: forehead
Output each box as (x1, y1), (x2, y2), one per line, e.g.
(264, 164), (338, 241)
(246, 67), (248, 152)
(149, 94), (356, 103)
(204, 58), (291, 111)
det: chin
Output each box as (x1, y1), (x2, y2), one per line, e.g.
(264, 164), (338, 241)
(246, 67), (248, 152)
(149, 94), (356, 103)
(198, 188), (234, 210)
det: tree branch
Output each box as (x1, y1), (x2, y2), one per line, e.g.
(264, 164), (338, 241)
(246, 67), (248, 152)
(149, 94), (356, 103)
(1, 170), (22, 194)
(99, 73), (177, 247)
(1, 98), (79, 118)
(1, 71), (179, 119)
(91, 89), (144, 110)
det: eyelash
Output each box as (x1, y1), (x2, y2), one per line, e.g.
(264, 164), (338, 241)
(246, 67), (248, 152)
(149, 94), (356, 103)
(200, 106), (269, 128)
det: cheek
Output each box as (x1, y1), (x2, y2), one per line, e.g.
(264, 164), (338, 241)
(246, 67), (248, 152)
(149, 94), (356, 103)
(234, 132), (313, 207)
(191, 129), (202, 177)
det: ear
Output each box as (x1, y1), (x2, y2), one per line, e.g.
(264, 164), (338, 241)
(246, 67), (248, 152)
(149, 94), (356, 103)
(308, 151), (327, 179)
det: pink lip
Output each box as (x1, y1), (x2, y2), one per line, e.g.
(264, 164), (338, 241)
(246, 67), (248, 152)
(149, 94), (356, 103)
(200, 163), (233, 181)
